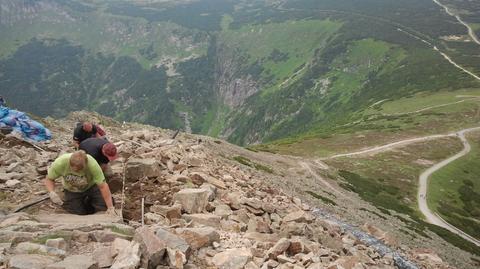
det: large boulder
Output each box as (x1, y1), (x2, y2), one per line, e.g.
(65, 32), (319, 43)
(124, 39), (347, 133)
(282, 211), (314, 223)
(46, 255), (98, 269)
(287, 239), (305, 256)
(243, 198), (263, 210)
(90, 230), (132, 243)
(212, 248), (253, 269)
(45, 238), (67, 251)
(133, 227), (167, 269)
(175, 227), (220, 250)
(111, 238), (131, 256)
(93, 246), (114, 268)
(327, 256), (362, 269)
(200, 183), (217, 201)
(277, 254), (295, 264)
(144, 212), (168, 225)
(247, 218), (271, 234)
(182, 213), (221, 228)
(6, 179), (21, 187)
(362, 223), (397, 246)
(125, 158), (162, 182)
(414, 249), (443, 264)
(280, 222), (311, 237)
(224, 192), (243, 210)
(221, 219), (246, 233)
(173, 189), (209, 214)
(14, 242), (66, 257)
(189, 172), (226, 189)
(266, 238), (290, 259)
(214, 204), (233, 219)
(8, 254), (57, 269)
(0, 213), (34, 228)
(245, 261), (260, 269)
(149, 204), (182, 220)
(0, 172), (22, 183)
(111, 241), (141, 269)
(244, 232), (281, 243)
(166, 247), (187, 269)
(155, 228), (191, 258)
(318, 234), (343, 251)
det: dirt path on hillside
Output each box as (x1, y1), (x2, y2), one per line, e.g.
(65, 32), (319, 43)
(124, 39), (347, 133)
(299, 161), (346, 198)
(396, 28), (480, 82)
(319, 134), (454, 160)
(382, 97), (480, 116)
(418, 127), (480, 247)
(433, 46), (480, 81)
(432, 0), (480, 46)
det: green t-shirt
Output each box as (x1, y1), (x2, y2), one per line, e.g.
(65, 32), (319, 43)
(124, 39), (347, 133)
(47, 153), (105, 192)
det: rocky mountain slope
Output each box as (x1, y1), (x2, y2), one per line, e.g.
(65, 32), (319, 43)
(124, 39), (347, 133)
(0, 111), (477, 269)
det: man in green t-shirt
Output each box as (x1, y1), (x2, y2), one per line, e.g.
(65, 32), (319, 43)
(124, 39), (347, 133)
(44, 150), (116, 215)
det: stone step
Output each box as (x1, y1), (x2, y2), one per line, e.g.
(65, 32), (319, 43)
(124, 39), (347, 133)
(35, 213), (122, 225)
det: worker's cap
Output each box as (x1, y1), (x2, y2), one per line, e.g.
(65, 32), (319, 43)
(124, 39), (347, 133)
(102, 142), (118, 161)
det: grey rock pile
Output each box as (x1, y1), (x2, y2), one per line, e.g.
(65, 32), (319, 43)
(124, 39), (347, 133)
(0, 113), (453, 269)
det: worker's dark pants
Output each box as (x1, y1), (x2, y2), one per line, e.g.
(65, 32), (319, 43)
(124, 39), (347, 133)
(63, 185), (107, 215)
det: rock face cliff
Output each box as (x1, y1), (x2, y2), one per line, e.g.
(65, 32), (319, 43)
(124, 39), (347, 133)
(214, 44), (259, 108)
(0, 112), (466, 269)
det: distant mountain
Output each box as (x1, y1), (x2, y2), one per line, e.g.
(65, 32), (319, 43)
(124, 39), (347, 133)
(0, 0), (479, 145)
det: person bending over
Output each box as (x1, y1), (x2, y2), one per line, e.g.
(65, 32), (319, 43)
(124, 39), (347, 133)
(79, 138), (118, 172)
(43, 150), (116, 216)
(72, 122), (106, 148)
(79, 138), (119, 192)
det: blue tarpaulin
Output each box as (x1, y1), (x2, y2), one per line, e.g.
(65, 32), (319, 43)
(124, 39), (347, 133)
(0, 106), (52, 142)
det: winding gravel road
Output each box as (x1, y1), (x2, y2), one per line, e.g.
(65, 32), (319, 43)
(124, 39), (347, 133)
(418, 127), (480, 247)
(321, 134), (454, 160)
(320, 126), (480, 246)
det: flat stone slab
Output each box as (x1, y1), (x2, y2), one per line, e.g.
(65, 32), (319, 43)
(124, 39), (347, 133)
(35, 213), (121, 225)
(46, 255), (98, 269)
(8, 254), (58, 269)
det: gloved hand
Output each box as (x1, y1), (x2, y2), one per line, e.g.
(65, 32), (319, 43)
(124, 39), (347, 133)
(106, 207), (118, 217)
(49, 191), (63, 205)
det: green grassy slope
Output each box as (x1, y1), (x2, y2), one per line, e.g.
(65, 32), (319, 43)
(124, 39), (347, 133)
(326, 137), (463, 216)
(255, 89), (480, 157)
(225, 30), (480, 145)
(428, 131), (480, 240)
(219, 0), (480, 145)
(220, 19), (342, 93)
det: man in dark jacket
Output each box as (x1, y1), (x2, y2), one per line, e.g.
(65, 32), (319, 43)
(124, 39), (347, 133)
(79, 137), (121, 192)
(79, 137), (118, 172)
(73, 122), (106, 148)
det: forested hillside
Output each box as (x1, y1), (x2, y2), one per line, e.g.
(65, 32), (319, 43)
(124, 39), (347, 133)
(1, 0), (479, 145)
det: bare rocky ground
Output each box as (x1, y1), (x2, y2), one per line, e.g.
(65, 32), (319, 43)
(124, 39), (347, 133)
(0, 111), (471, 269)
